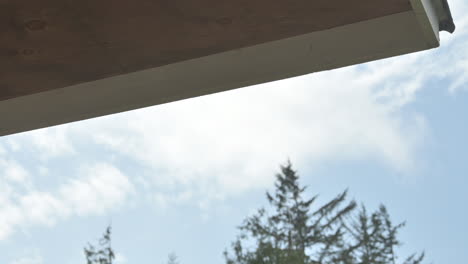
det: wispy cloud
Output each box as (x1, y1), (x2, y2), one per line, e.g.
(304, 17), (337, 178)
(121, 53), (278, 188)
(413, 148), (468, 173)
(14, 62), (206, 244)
(114, 253), (128, 264)
(11, 127), (75, 160)
(8, 251), (43, 264)
(80, 55), (437, 204)
(0, 163), (134, 240)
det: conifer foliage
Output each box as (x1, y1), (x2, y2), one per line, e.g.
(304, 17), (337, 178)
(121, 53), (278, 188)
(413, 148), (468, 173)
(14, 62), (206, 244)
(84, 226), (115, 264)
(82, 162), (425, 264)
(224, 162), (425, 264)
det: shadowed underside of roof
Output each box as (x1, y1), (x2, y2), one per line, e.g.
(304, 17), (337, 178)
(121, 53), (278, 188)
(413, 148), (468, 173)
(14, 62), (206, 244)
(0, 0), (412, 101)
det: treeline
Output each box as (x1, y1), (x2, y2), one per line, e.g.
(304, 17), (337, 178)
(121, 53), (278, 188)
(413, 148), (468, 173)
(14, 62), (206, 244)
(84, 162), (425, 264)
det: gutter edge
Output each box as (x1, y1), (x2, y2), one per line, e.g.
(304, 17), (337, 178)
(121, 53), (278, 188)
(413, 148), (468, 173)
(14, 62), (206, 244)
(439, 0), (456, 33)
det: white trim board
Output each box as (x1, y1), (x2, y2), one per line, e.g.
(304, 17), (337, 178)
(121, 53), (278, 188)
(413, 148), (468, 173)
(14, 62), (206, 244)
(0, 0), (449, 136)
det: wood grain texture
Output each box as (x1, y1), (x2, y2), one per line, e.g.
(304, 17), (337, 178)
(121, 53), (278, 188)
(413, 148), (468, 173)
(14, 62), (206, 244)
(0, 0), (411, 101)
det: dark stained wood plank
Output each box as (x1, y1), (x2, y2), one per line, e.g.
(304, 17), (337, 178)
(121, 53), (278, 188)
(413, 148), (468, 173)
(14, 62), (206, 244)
(0, 0), (412, 102)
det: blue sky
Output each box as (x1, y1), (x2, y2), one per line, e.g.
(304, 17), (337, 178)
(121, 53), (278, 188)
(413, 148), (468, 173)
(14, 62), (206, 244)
(1, 1), (468, 263)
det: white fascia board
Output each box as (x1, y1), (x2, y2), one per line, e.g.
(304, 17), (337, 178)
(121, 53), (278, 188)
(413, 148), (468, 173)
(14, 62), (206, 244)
(0, 1), (450, 136)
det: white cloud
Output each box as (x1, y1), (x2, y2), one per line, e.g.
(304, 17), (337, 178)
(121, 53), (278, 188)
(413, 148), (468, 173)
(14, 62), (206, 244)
(0, 159), (33, 206)
(0, 144), (5, 155)
(8, 251), (43, 264)
(435, 0), (468, 93)
(0, 163), (134, 240)
(6, 139), (21, 152)
(114, 253), (128, 264)
(80, 66), (426, 207)
(38, 167), (48, 176)
(5, 126), (75, 161)
(60, 163), (135, 216)
(9, 256), (43, 264)
(2, 160), (31, 185)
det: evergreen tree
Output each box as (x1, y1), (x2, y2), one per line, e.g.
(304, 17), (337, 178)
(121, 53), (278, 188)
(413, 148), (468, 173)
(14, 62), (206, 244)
(224, 161), (356, 264)
(83, 227), (182, 264)
(340, 206), (424, 264)
(224, 162), (425, 264)
(84, 226), (115, 264)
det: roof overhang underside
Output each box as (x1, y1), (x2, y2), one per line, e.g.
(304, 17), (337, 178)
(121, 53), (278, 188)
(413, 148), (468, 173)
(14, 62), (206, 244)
(0, 0), (455, 136)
